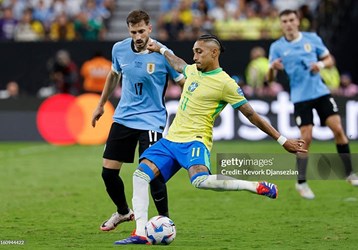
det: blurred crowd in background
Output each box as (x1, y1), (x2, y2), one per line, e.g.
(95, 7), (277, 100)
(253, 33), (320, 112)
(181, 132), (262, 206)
(0, 0), (115, 41)
(0, 0), (357, 99)
(0, 0), (334, 42)
(157, 0), (319, 41)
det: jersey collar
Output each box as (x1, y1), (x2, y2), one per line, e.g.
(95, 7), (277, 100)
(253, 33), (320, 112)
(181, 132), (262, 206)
(286, 32), (303, 43)
(201, 67), (223, 75)
(130, 40), (150, 54)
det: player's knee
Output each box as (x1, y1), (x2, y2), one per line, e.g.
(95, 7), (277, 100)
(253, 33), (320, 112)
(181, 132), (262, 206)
(133, 162), (155, 183)
(101, 167), (119, 182)
(190, 172), (209, 189)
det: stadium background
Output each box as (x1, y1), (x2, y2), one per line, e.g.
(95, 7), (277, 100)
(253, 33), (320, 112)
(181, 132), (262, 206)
(1, 1), (358, 249)
(0, 1), (357, 143)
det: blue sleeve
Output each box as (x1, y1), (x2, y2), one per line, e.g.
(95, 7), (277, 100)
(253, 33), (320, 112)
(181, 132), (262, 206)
(268, 42), (280, 64)
(312, 33), (329, 58)
(111, 42), (122, 74)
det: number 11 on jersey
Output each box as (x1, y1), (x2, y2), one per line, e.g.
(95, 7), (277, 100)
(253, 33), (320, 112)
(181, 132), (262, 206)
(191, 147), (200, 157)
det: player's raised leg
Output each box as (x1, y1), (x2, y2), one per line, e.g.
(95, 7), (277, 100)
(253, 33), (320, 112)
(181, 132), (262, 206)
(189, 166), (278, 199)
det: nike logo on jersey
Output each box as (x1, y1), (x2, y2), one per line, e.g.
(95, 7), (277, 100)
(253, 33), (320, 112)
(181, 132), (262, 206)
(120, 64), (129, 67)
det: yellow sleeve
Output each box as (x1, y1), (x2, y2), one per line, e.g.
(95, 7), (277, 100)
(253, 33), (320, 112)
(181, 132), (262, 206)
(222, 76), (247, 109)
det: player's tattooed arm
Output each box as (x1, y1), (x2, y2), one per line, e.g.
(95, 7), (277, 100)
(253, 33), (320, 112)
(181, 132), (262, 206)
(162, 51), (187, 73)
(238, 102), (280, 140)
(147, 41), (187, 73)
(238, 102), (307, 153)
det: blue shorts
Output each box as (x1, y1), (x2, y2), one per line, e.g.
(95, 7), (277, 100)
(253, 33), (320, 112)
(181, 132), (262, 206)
(139, 138), (211, 182)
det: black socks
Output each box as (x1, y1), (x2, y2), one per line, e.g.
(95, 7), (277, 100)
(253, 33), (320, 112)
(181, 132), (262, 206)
(150, 176), (169, 217)
(336, 144), (352, 177)
(297, 157), (308, 184)
(102, 167), (129, 215)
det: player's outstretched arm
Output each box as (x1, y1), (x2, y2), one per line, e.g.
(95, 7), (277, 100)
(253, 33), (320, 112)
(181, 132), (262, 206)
(147, 41), (187, 73)
(91, 71), (121, 127)
(238, 103), (307, 153)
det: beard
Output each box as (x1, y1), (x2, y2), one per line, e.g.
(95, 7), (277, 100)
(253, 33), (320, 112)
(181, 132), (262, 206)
(135, 37), (148, 50)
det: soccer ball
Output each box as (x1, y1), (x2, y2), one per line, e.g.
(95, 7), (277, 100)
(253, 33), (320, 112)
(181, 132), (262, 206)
(145, 215), (176, 245)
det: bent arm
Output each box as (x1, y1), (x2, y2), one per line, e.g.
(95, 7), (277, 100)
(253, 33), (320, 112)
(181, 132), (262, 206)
(320, 54), (334, 68)
(267, 67), (277, 82)
(91, 70), (121, 127)
(267, 58), (283, 82)
(147, 41), (187, 73)
(162, 49), (187, 73)
(98, 71), (121, 107)
(311, 54), (335, 73)
(176, 76), (186, 87)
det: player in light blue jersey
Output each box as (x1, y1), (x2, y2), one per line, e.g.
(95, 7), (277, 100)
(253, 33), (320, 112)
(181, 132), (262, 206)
(91, 10), (185, 231)
(268, 9), (358, 199)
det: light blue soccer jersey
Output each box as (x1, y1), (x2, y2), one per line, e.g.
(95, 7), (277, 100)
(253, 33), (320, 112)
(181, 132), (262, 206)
(269, 32), (330, 103)
(111, 38), (183, 132)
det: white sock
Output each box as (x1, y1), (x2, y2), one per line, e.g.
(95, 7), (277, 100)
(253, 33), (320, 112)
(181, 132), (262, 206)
(132, 173), (150, 237)
(196, 174), (258, 193)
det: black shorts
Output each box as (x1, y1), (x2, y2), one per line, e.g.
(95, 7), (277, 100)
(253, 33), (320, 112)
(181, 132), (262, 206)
(294, 94), (339, 127)
(103, 122), (162, 163)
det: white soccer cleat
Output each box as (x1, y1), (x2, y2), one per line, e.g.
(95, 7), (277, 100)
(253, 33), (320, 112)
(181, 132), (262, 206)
(295, 182), (315, 200)
(347, 173), (358, 186)
(100, 209), (134, 231)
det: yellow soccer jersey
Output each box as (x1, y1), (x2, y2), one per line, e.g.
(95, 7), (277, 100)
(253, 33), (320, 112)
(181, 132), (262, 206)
(166, 64), (247, 150)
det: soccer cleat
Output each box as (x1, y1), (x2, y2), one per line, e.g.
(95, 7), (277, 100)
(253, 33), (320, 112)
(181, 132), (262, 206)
(100, 209), (134, 231)
(295, 182), (315, 199)
(256, 181), (278, 199)
(114, 231), (150, 245)
(347, 173), (358, 186)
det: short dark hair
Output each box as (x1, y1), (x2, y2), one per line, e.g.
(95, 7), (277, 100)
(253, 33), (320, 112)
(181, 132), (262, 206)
(197, 34), (225, 53)
(279, 9), (299, 17)
(126, 10), (150, 26)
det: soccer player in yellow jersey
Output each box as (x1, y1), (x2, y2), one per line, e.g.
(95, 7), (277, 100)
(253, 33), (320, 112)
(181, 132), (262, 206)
(115, 34), (307, 245)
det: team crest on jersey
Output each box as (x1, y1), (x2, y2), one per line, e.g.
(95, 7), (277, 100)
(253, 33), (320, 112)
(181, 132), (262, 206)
(147, 63), (155, 74)
(188, 82), (199, 92)
(304, 43), (312, 52)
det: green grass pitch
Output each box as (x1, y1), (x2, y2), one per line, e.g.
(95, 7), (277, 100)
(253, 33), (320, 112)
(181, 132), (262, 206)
(1, 141), (358, 249)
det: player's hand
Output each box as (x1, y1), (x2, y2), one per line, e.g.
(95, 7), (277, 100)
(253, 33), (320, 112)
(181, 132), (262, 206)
(271, 58), (284, 70)
(283, 139), (307, 154)
(147, 40), (161, 53)
(310, 62), (322, 73)
(91, 106), (104, 128)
